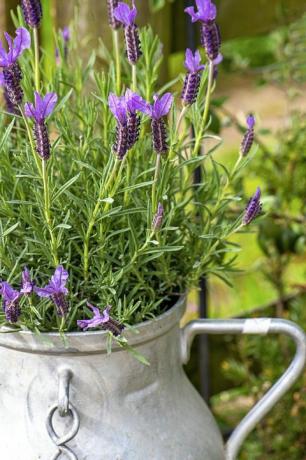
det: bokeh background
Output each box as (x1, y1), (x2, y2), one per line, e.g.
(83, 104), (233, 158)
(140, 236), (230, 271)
(2, 0), (306, 458)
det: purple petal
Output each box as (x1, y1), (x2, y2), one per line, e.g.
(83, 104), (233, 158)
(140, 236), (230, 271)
(114, 2), (137, 26)
(125, 89), (147, 113)
(184, 7), (199, 23)
(35, 286), (56, 297)
(184, 49), (204, 73)
(34, 91), (45, 121)
(152, 93), (173, 119)
(213, 53), (223, 66)
(0, 41), (8, 67)
(247, 114), (255, 129)
(62, 26), (70, 42)
(4, 33), (14, 64)
(12, 27), (31, 62)
(50, 265), (69, 291)
(197, 0), (217, 21)
(41, 92), (58, 118)
(24, 102), (36, 119)
(1, 282), (20, 302)
(21, 267), (34, 295)
(108, 93), (127, 124)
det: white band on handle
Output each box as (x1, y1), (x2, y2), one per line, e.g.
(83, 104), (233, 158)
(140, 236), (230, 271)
(243, 318), (272, 335)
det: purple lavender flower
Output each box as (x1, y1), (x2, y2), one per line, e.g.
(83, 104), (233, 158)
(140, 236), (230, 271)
(0, 71), (18, 114)
(114, 1), (142, 64)
(21, 0), (42, 28)
(0, 282), (21, 323)
(181, 49), (205, 106)
(24, 91), (57, 160)
(125, 89), (146, 148)
(240, 114), (255, 157)
(35, 266), (69, 317)
(185, 0), (221, 61)
(144, 93), (173, 154)
(243, 187), (262, 225)
(0, 28), (31, 106)
(107, 0), (121, 29)
(152, 203), (164, 231)
(109, 90), (146, 157)
(20, 267), (35, 295)
(77, 303), (124, 336)
(62, 27), (70, 60)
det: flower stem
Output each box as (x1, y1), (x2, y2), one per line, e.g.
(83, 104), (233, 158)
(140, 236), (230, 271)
(192, 59), (214, 157)
(33, 27), (40, 92)
(19, 106), (42, 175)
(42, 159), (59, 265)
(132, 64), (137, 92)
(152, 152), (161, 213)
(112, 29), (121, 94)
(83, 157), (121, 280)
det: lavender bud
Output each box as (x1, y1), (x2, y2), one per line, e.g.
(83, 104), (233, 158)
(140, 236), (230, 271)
(241, 115), (256, 157)
(124, 24), (142, 65)
(21, 0), (42, 28)
(4, 301), (21, 323)
(3, 63), (23, 106)
(101, 317), (125, 336)
(152, 118), (168, 154)
(33, 121), (51, 160)
(243, 187), (262, 225)
(181, 72), (202, 106)
(152, 203), (164, 231)
(200, 22), (221, 61)
(107, 0), (121, 29)
(52, 293), (68, 317)
(113, 123), (129, 160)
(127, 112), (140, 149)
(3, 88), (19, 114)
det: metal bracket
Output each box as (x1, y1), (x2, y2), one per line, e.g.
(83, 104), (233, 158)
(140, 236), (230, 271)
(181, 318), (306, 460)
(46, 368), (80, 460)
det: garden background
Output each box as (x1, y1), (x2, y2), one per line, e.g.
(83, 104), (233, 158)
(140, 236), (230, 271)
(1, 0), (306, 458)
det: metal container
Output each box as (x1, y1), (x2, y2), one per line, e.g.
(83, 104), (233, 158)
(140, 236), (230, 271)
(0, 297), (305, 460)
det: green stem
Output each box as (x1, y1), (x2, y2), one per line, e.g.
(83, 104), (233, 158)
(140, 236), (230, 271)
(19, 106), (42, 175)
(132, 64), (137, 92)
(152, 153), (161, 213)
(42, 159), (59, 265)
(33, 27), (40, 92)
(83, 157), (121, 280)
(192, 60), (214, 157)
(113, 29), (121, 94)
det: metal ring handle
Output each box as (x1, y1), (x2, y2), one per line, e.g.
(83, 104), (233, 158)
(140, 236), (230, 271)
(180, 318), (306, 460)
(46, 368), (80, 460)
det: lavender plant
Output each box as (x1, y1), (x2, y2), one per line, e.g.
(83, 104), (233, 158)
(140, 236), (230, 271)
(0, 0), (262, 337)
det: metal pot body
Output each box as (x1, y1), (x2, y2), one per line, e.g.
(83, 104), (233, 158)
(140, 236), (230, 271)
(0, 299), (224, 460)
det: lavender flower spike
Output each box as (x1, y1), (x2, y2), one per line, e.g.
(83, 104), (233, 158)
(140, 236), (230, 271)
(107, 0), (121, 29)
(20, 267), (35, 295)
(181, 49), (205, 106)
(0, 71), (18, 114)
(114, 1), (142, 64)
(152, 203), (164, 231)
(240, 114), (255, 157)
(185, 0), (221, 61)
(77, 304), (124, 336)
(243, 187), (262, 225)
(62, 26), (70, 60)
(25, 91), (57, 160)
(125, 89), (146, 149)
(109, 93), (129, 159)
(109, 90), (146, 157)
(21, 0), (42, 28)
(0, 282), (21, 323)
(35, 266), (69, 317)
(0, 28), (31, 106)
(144, 93), (173, 154)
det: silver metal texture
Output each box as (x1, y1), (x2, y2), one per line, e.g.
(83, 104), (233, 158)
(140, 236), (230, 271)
(46, 368), (80, 459)
(181, 317), (306, 460)
(0, 297), (304, 459)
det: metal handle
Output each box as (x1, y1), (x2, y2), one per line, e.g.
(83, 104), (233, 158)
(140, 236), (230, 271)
(46, 368), (80, 460)
(181, 318), (306, 460)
